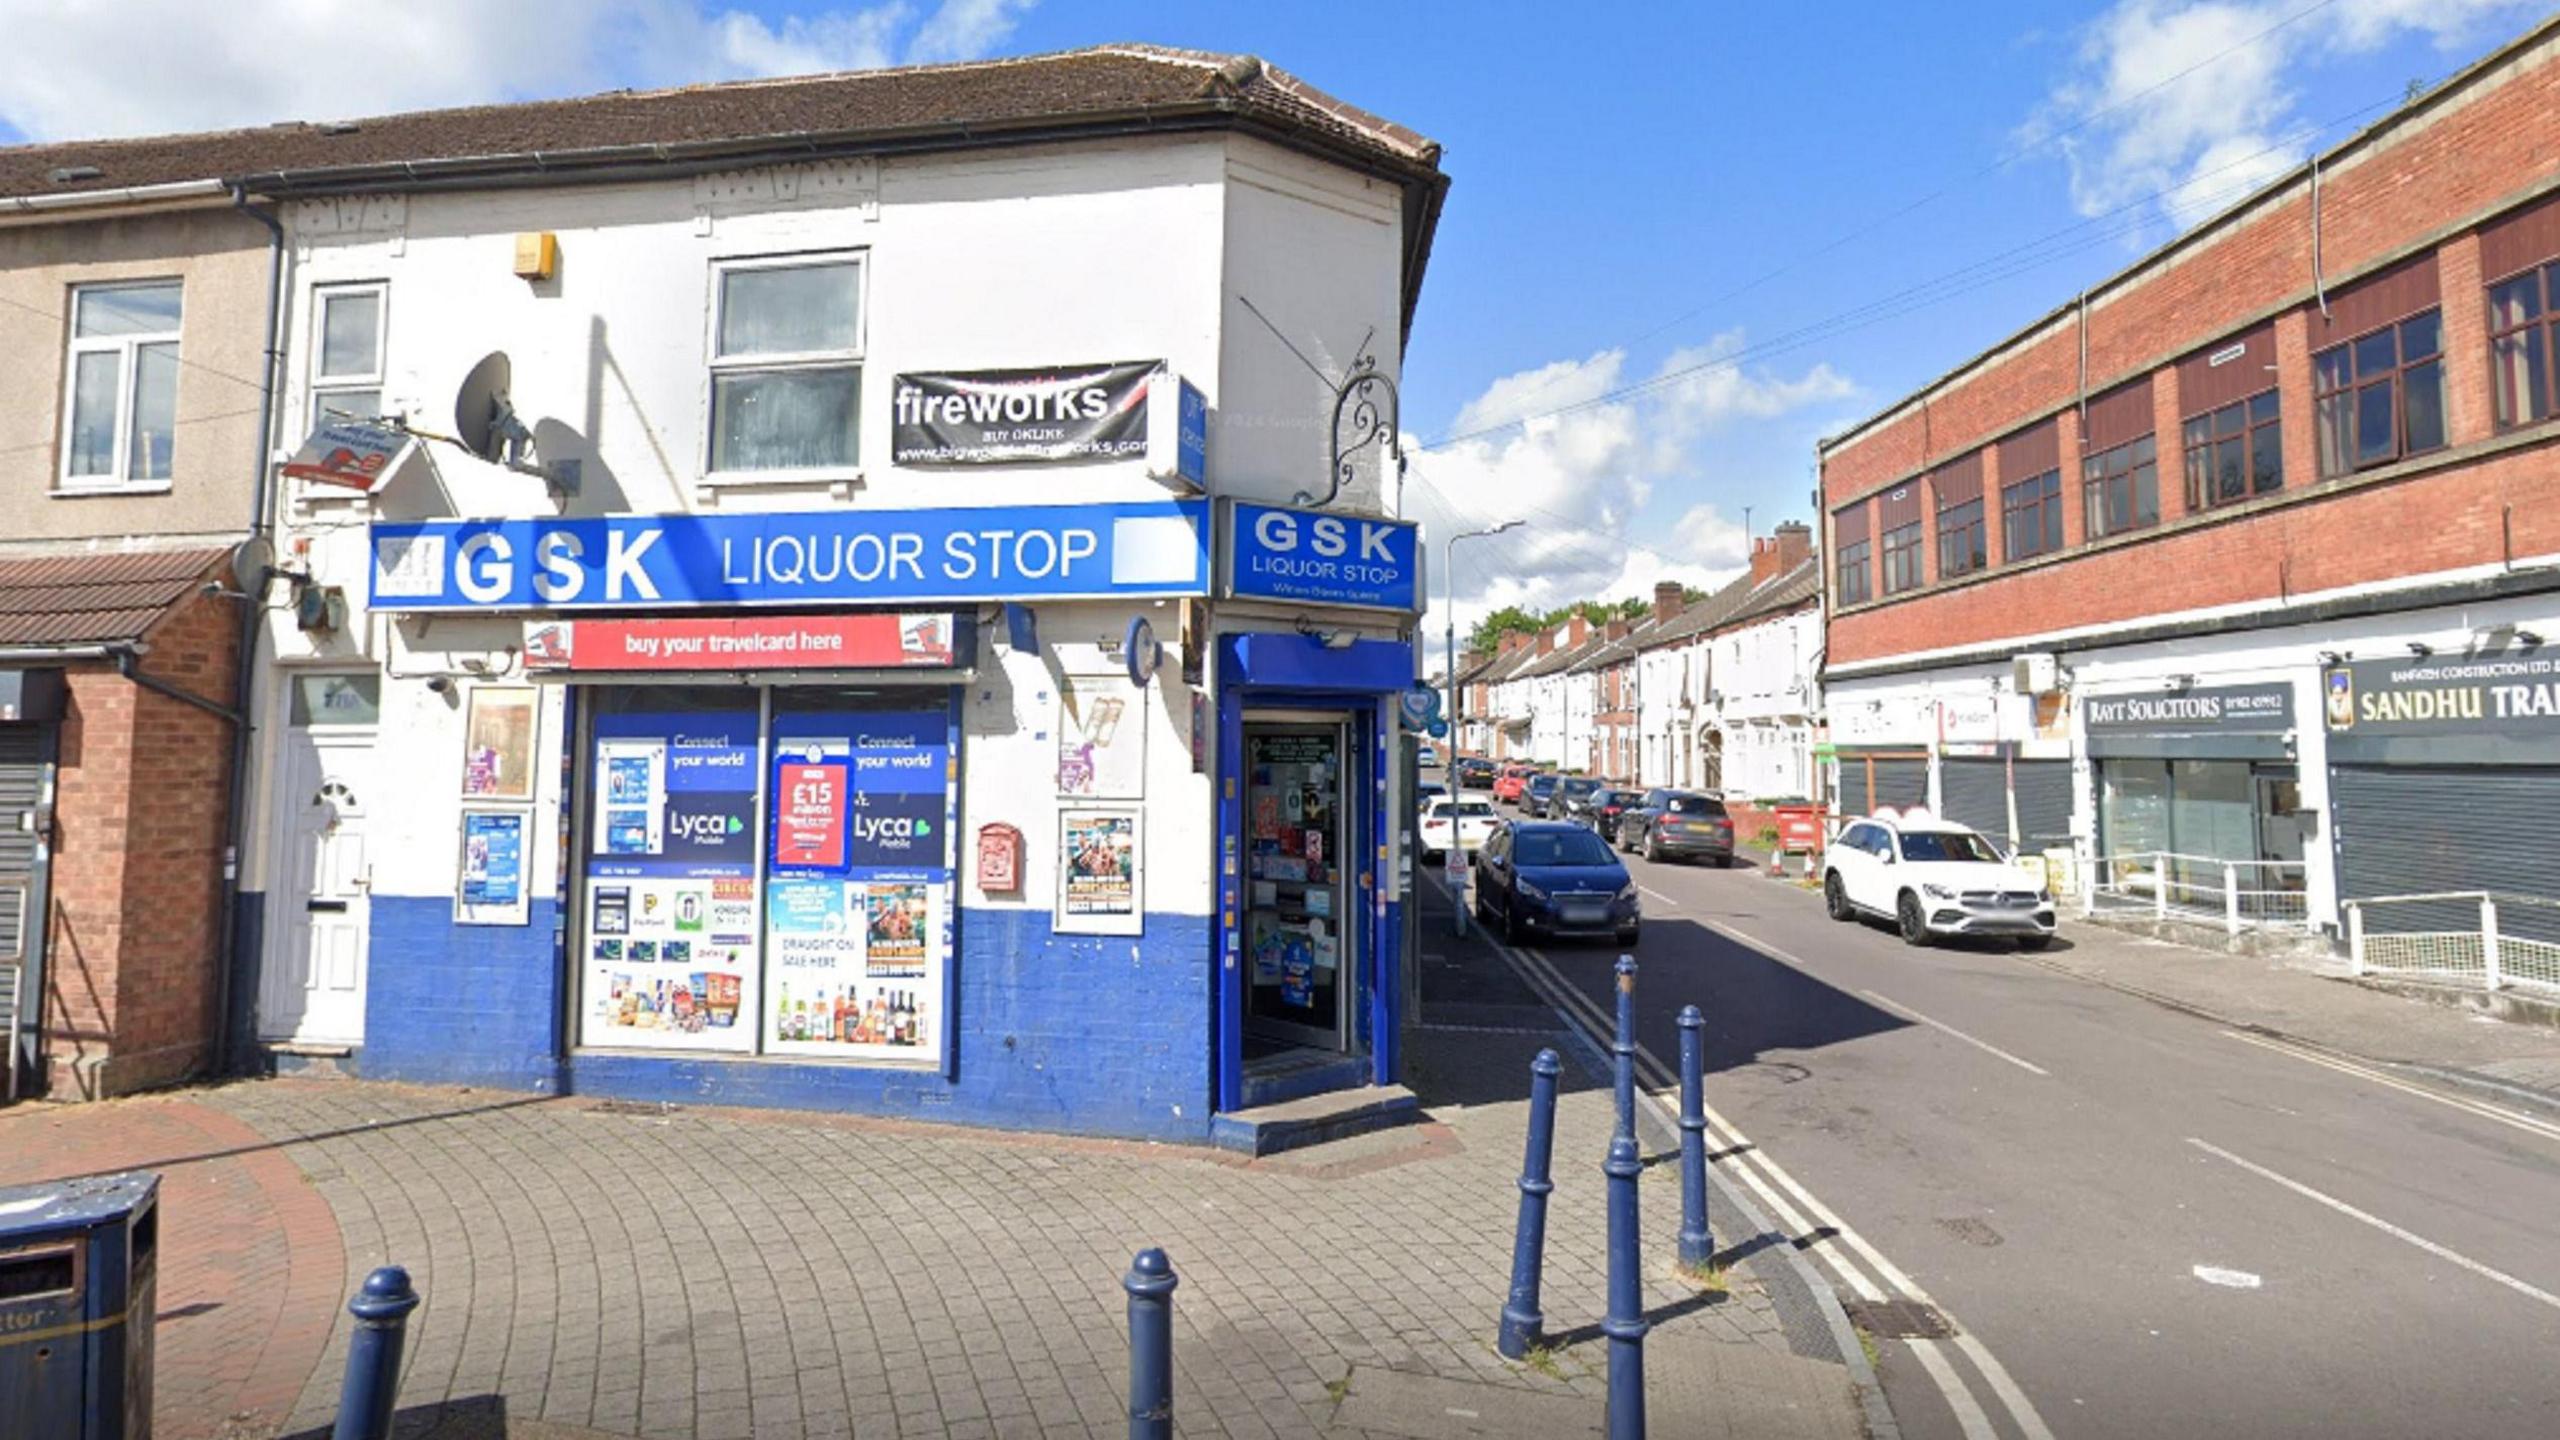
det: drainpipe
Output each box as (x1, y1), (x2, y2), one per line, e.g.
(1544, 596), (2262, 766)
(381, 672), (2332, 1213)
(213, 185), (287, 1078)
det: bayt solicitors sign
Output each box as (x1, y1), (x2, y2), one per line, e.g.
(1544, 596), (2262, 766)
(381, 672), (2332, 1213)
(1222, 501), (1421, 613)
(369, 500), (1209, 611)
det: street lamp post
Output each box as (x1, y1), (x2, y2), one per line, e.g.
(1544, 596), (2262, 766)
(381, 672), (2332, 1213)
(1445, 521), (1523, 767)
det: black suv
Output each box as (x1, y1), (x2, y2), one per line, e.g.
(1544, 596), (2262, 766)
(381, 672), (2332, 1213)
(1455, 757), (1498, 790)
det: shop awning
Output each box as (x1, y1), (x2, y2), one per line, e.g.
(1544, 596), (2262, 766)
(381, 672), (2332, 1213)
(0, 546), (227, 651)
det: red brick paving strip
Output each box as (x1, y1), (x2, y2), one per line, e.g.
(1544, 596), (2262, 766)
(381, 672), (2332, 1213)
(0, 1092), (345, 1440)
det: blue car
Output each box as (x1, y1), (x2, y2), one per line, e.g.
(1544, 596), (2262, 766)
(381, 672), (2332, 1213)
(1473, 821), (1641, 946)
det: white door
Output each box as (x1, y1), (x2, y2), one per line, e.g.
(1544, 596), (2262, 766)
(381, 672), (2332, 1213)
(260, 680), (378, 1045)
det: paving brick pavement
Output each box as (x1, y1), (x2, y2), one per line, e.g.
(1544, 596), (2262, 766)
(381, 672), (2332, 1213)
(0, 1093), (345, 1440)
(163, 1016), (1867, 1440)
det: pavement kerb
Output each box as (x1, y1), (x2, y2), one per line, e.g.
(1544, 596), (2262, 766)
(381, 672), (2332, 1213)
(1432, 870), (1899, 1440)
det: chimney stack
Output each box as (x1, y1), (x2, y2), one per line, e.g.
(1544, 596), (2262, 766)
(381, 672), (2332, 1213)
(1774, 519), (1812, 572)
(1605, 618), (1631, 642)
(1652, 580), (1684, 622)
(1567, 614), (1590, 648)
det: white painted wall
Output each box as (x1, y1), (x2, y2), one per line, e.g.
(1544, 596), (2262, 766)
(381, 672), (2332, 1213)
(244, 131), (1407, 934)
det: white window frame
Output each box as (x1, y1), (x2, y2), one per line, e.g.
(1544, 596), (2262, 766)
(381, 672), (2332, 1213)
(703, 250), (868, 483)
(307, 281), (389, 433)
(58, 279), (182, 493)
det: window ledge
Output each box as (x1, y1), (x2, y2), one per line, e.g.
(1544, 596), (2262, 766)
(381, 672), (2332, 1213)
(51, 481), (173, 499)
(698, 470), (864, 505)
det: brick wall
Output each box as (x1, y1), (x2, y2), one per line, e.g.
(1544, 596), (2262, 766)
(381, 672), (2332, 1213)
(42, 589), (240, 1098)
(1820, 26), (2560, 666)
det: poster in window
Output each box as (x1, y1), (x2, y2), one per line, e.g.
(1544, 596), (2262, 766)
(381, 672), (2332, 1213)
(1058, 678), (1146, 799)
(1056, 809), (1142, 935)
(761, 706), (952, 1062)
(580, 707), (761, 1054)
(455, 809), (530, 925)
(460, 686), (540, 800)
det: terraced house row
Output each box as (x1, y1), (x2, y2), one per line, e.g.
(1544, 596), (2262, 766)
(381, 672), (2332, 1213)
(1447, 521), (1821, 806)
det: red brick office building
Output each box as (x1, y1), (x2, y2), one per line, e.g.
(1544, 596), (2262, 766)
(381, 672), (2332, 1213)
(1818, 17), (2560, 940)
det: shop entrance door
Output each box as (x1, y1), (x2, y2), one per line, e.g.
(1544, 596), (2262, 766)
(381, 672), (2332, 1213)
(1243, 717), (1354, 1051)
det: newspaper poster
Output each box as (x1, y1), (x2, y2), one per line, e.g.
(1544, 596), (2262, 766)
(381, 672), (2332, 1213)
(1056, 809), (1142, 935)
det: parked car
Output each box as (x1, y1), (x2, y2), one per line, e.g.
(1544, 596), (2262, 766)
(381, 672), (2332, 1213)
(1455, 757), (1498, 790)
(1418, 798), (1500, 862)
(1418, 742), (1441, 767)
(1521, 773), (1564, 818)
(1823, 810), (2056, 949)
(1587, 788), (1646, 836)
(1609, 787), (1684, 850)
(1493, 765), (1536, 804)
(1554, 776), (1606, 825)
(1415, 780), (1449, 816)
(1473, 821), (1641, 946)
(1621, 791), (1735, 865)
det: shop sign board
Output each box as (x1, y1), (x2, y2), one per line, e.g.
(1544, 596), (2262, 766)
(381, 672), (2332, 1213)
(1176, 379), (1208, 487)
(525, 613), (962, 672)
(890, 361), (1158, 465)
(1223, 501), (1421, 613)
(2086, 682), (2293, 735)
(2323, 654), (2560, 736)
(369, 500), (1210, 611)
(281, 419), (417, 493)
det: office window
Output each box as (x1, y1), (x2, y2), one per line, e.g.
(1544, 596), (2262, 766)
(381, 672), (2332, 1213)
(1936, 498), (1985, 578)
(309, 283), (388, 431)
(1880, 521), (1924, 595)
(2081, 434), (2158, 540)
(62, 281), (182, 487)
(2181, 389), (2282, 510)
(2490, 261), (2559, 430)
(2002, 469), (2063, 561)
(2313, 308), (2444, 476)
(1835, 539), (1872, 606)
(709, 254), (864, 473)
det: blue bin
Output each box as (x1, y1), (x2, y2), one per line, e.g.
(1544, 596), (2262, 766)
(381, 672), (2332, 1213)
(0, 1170), (160, 1439)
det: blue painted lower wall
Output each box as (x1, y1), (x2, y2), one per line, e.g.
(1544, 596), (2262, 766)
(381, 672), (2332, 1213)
(366, 896), (568, 1092)
(360, 895), (1213, 1143)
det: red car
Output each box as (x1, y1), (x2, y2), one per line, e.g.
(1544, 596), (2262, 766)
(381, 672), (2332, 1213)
(1492, 765), (1536, 803)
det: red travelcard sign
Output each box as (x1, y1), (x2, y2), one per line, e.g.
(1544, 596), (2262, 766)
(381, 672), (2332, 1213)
(775, 762), (848, 869)
(525, 613), (959, 671)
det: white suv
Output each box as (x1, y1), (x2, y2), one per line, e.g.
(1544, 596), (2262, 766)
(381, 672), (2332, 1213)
(1823, 809), (2056, 949)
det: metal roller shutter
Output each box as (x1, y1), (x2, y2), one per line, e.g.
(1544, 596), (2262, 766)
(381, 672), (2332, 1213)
(0, 729), (40, 962)
(2012, 762), (2074, 854)
(1871, 757), (1928, 813)
(1938, 760), (2009, 840)
(2331, 765), (2560, 942)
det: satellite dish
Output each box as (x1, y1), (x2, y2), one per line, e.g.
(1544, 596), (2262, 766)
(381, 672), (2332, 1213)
(227, 534), (274, 595)
(453, 352), (531, 464)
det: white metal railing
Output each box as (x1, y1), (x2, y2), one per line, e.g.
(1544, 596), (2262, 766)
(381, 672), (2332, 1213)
(2083, 851), (2311, 935)
(2345, 891), (2560, 997)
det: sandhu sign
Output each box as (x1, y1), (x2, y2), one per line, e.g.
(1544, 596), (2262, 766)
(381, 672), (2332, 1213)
(891, 361), (1157, 465)
(2324, 653), (2560, 736)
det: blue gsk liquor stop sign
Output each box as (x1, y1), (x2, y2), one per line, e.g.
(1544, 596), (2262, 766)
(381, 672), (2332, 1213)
(1222, 501), (1421, 613)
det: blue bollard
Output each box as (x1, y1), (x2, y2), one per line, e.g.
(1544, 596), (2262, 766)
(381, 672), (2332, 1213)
(1604, 1132), (1650, 1439)
(1123, 1247), (1178, 1440)
(1677, 1005), (1711, 1271)
(331, 1265), (421, 1440)
(1612, 955), (1638, 1138)
(1497, 1048), (1563, 1359)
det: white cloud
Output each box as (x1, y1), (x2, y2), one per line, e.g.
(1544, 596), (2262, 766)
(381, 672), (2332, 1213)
(1408, 339), (1855, 650)
(0, 0), (1037, 142)
(2031, 0), (2540, 232)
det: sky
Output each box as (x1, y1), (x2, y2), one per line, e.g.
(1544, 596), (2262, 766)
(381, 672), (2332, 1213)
(0, 0), (2546, 649)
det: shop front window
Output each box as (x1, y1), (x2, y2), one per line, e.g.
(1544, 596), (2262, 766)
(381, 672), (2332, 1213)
(2099, 758), (2291, 903)
(576, 684), (954, 1064)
